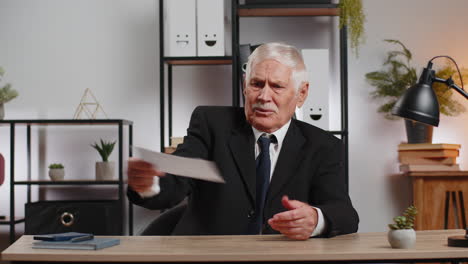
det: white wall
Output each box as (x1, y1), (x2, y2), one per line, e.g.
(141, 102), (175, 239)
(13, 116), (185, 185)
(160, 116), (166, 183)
(0, 0), (468, 243)
(0, 0), (159, 239)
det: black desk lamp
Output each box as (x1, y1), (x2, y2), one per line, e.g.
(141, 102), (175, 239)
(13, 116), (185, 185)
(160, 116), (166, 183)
(391, 56), (468, 127)
(392, 56), (468, 246)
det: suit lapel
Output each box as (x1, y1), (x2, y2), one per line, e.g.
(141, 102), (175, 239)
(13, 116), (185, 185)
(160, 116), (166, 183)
(268, 121), (306, 201)
(228, 124), (256, 206)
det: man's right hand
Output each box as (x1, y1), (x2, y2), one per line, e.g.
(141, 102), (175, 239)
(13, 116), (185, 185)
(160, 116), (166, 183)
(127, 158), (165, 192)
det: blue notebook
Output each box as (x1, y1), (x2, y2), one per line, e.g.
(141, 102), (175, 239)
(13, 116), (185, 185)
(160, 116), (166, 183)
(33, 232), (92, 241)
(32, 237), (120, 250)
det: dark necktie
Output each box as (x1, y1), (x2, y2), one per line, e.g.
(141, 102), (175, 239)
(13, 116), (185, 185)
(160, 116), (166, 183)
(249, 134), (273, 234)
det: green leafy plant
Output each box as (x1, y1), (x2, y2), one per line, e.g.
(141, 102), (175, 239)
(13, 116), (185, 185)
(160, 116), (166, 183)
(366, 39), (466, 120)
(432, 64), (467, 116)
(48, 163), (64, 169)
(0, 67), (18, 104)
(339, 0), (366, 56)
(91, 139), (116, 162)
(388, 205), (417, 230)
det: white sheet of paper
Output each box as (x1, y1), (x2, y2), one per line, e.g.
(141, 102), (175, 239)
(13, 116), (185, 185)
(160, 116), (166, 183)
(133, 146), (225, 183)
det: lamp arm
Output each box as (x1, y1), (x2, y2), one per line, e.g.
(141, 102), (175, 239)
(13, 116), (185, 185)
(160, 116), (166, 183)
(433, 77), (468, 100)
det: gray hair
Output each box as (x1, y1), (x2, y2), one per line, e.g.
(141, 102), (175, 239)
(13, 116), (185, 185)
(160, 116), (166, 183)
(244, 42), (308, 91)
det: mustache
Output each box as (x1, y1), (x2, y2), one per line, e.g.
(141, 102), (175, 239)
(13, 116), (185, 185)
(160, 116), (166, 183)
(252, 102), (278, 113)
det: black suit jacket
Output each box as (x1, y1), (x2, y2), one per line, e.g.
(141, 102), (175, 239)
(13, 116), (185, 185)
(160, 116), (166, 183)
(128, 106), (359, 237)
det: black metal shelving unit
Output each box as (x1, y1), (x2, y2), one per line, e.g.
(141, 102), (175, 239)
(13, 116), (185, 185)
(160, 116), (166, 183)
(0, 119), (134, 244)
(159, 55), (233, 151)
(159, 1), (348, 188)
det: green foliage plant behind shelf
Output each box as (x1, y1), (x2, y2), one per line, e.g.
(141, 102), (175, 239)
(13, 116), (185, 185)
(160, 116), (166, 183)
(339, 0), (366, 56)
(389, 205), (417, 230)
(0, 67), (18, 104)
(48, 163), (64, 169)
(366, 39), (466, 120)
(92, 139), (116, 162)
(432, 64), (467, 116)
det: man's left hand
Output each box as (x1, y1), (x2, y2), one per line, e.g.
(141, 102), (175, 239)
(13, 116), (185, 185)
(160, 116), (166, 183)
(268, 195), (318, 240)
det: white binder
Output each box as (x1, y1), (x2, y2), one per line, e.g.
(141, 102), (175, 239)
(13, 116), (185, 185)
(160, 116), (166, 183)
(300, 49), (330, 130)
(196, 0), (225, 56)
(164, 0), (197, 57)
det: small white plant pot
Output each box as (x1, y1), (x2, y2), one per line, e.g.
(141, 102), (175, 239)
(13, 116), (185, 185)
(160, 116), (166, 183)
(96, 161), (115, 181)
(388, 229), (416, 249)
(48, 168), (65, 181)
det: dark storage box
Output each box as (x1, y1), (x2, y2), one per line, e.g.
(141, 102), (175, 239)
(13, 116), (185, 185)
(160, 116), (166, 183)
(25, 200), (122, 235)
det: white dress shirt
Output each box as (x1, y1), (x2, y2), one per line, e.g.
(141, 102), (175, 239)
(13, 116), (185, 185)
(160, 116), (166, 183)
(137, 120), (326, 237)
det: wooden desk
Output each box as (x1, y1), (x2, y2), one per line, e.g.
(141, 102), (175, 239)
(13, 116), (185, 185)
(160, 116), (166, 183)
(407, 171), (468, 230)
(2, 230), (468, 263)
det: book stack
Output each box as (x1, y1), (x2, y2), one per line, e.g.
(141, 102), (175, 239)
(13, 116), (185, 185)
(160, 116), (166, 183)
(398, 143), (461, 172)
(164, 137), (184, 154)
(32, 232), (120, 250)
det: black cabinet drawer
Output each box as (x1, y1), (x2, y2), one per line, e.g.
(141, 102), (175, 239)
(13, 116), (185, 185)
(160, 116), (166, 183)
(25, 200), (122, 235)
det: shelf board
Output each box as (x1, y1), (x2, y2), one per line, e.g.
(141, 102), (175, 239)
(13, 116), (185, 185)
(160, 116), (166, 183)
(406, 171), (468, 177)
(0, 217), (25, 225)
(14, 180), (121, 186)
(0, 119), (133, 126)
(164, 56), (232, 65)
(238, 5), (339, 17)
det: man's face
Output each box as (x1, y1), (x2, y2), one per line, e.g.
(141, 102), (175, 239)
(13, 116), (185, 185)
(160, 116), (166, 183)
(244, 59), (308, 133)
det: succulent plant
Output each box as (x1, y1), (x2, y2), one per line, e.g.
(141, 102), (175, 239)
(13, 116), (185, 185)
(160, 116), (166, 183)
(389, 205), (418, 230)
(48, 163), (64, 169)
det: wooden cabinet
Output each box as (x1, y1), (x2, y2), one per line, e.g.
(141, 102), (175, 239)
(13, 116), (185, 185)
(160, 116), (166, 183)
(408, 171), (468, 230)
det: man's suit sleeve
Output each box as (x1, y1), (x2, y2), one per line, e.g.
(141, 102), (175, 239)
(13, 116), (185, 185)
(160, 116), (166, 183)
(127, 107), (210, 210)
(313, 138), (359, 237)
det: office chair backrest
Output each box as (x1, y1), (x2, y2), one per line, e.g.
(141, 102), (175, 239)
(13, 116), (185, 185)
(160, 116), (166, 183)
(141, 203), (187, 236)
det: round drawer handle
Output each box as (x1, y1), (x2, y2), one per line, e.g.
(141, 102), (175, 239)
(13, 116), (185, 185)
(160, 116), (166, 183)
(60, 212), (74, 227)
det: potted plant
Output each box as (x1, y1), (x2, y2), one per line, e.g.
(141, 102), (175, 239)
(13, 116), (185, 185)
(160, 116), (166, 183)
(0, 67), (18, 120)
(48, 163), (65, 181)
(339, 0), (366, 56)
(388, 205), (417, 249)
(366, 39), (466, 143)
(92, 139), (116, 181)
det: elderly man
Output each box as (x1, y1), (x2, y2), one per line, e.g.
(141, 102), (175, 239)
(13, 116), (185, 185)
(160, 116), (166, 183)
(127, 42), (359, 240)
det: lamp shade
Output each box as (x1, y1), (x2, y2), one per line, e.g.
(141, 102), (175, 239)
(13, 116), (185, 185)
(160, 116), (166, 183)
(391, 82), (440, 127)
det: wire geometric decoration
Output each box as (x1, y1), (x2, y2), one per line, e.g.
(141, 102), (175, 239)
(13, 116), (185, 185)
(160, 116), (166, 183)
(73, 88), (108, 119)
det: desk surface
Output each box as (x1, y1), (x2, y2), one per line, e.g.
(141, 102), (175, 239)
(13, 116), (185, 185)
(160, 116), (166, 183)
(2, 230), (468, 263)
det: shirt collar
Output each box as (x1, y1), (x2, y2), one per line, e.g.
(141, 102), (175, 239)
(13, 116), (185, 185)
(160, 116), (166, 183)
(252, 119), (291, 146)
